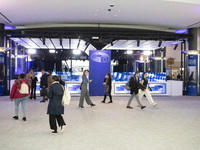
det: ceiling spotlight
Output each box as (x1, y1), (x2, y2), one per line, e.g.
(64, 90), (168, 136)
(111, 42), (113, 46)
(143, 51), (151, 56)
(137, 39), (140, 47)
(73, 49), (81, 55)
(28, 49), (36, 54)
(158, 40), (162, 47)
(60, 38), (62, 46)
(174, 44), (178, 50)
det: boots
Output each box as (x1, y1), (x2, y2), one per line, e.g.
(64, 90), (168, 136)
(101, 95), (107, 103)
(108, 95), (113, 103)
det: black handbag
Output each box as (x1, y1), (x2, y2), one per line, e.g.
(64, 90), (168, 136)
(40, 88), (47, 96)
(80, 83), (83, 90)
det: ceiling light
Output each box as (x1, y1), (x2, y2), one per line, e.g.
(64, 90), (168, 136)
(28, 49), (36, 54)
(42, 37), (45, 45)
(143, 51), (151, 56)
(73, 49), (81, 55)
(92, 37), (99, 39)
(137, 39), (140, 47)
(49, 49), (55, 53)
(127, 50), (133, 54)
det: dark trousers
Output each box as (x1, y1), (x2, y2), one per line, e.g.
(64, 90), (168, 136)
(49, 115), (66, 131)
(31, 86), (36, 99)
(103, 94), (112, 102)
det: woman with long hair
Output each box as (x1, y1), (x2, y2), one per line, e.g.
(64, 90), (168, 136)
(139, 72), (158, 107)
(79, 70), (95, 108)
(30, 72), (38, 99)
(102, 73), (112, 103)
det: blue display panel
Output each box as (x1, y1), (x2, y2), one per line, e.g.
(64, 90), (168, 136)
(148, 83), (166, 94)
(114, 83), (166, 94)
(114, 83), (130, 94)
(112, 72), (166, 82)
(66, 83), (81, 94)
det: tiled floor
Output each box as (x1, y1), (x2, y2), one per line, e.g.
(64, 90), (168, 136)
(0, 96), (200, 150)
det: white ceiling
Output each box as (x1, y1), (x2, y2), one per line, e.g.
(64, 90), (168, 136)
(0, 0), (200, 30)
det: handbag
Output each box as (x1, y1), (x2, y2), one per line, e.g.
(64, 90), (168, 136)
(61, 85), (71, 106)
(80, 82), (83, 90)
(40, 88), (47, 96)
(125, 81), (131, 90)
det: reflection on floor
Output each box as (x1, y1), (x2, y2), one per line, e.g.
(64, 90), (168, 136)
(0, 96), (200, 150)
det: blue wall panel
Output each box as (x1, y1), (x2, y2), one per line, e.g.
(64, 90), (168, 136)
(89, 50), (111, 96)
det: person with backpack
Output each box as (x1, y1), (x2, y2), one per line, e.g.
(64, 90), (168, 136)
(10, 73), (30, 121)
(126, 71), (146, 109)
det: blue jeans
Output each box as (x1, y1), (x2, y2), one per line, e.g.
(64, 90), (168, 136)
(14, 96), (29, 117)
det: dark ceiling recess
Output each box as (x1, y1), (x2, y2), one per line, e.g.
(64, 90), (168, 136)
(5, 27), (191, 50)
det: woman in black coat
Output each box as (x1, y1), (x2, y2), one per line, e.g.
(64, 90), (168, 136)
(47, 75), (66, 133)
(30, 72), (38, 99)
(101, 73), (112, 103)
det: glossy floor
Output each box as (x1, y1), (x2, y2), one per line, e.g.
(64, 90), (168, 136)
(0, 96), (200, 150)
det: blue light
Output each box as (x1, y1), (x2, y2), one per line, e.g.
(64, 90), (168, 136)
(176, 29), (188, 34)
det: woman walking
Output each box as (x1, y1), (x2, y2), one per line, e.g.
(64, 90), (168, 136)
(127, 71), (146, 109)
(101, 73), (112, 103)
(139, 72), (158, 107)
(10, 73), (30, 121)
(47, 76), (66, 133)
(30, 72), (38, 99)
(79, 70), (95, 108)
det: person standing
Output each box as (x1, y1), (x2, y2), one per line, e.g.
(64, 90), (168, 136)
(30, 72), (38, 100)
(40, 69), (48, 102)
(127, 71), (146, 109)
(26, 69), (33, 87)
(101, 73), (112, 103)
(58, 75), (65, 87)
(79, 70), (95, 108)
(47, 76), (66, 133)
(47, 70), (53, 92)
(139, 72), (158, 107)
(10, 73), (30, 121)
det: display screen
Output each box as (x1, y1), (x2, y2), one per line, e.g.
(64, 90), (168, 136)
(114, 83), (130, 94)
(114, 83), (166, 94)
(66, 83), (81, 94)
(148, 83), (166, 94)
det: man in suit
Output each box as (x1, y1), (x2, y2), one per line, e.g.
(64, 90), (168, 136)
(40, 69), (48, 102)
(127, 71), (146, 109)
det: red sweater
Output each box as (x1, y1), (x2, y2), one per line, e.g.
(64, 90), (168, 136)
(10, 79), (31, 99)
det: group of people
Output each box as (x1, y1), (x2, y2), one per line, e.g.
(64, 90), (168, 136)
(10, 69), (157, 133)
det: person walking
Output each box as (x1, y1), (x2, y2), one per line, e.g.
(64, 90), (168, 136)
(79, 70), (95, 108)
(10, 73), (31, 121)
(40, 69), (48, 102)
(47, 76), (66, 133)
(30, 72), (38, 99)
(139, 72), (158, 107)
(127, 71), (146, 109)
(101, 73), (113, 103)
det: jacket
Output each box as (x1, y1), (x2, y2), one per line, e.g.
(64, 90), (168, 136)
(47, 82), (64, 115)
(129, 76), (146, 95)
(40, 73), (48, 88)
(10, 79), (31, 99)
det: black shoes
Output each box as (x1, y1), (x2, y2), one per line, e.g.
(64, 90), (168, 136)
(52, 130), (57, 133)
(126, 106), (133, 109)
(108, 101), (113, 103)
(22, 117), (26, 121)
(90, 104), (96, 107)
(141, 106), (146, 109)
(101, 101), (105, 103)
(13, 116), (18, 120)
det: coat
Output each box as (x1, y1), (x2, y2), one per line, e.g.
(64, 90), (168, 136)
(47, 82), (64, 115)
(10, 79), (31, 99)
(47, 74), (52, 91)
(129, 76), (146, 95)
(40, 73), (48, 88)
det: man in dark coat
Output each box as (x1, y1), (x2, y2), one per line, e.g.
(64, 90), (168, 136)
(127, 71), (146, 109)
(47, 75), (66, 133)
(40, 69), (48, 102)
